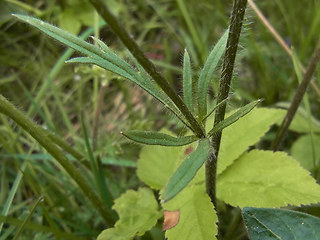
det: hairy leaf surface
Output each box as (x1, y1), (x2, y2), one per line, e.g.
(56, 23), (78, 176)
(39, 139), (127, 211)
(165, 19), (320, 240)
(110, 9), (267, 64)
(217, 150), (320, 208)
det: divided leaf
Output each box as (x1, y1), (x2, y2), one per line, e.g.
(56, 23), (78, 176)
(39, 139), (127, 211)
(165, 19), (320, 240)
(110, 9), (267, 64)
(217, 108), (285, 175)
(162, 139), (211, 202)
(197, 30), (228, 121)
(163, 184), (217, 240)
(217, 150), (320, 208)
(208, 99), (261, 137)
(122, 130), (198, 146)
(243, 207), (320, 240)
(97, 188), (162, 240)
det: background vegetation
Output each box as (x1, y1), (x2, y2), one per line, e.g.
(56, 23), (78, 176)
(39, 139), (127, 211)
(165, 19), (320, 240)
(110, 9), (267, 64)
(1, 0), (320, 239)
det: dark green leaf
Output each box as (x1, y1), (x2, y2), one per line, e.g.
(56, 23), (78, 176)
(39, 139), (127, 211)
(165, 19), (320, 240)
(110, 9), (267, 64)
(162, 139), (211, 201)
(122, 130), (198, 146)
(208, 99), (262, 137)
(243, 207), (320, 240)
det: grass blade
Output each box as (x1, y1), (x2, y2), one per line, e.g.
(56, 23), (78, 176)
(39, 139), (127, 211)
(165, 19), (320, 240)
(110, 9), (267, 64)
(162, 139), (211, 201)
(197, 30), (228, 122)
(183, 49), (193, 112)
(208, 99), (262, 137)
(121, 130), (198, 146)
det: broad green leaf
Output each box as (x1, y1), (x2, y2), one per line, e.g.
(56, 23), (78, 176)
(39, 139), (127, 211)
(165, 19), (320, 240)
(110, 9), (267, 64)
(122, 130), (198, 146)
(243, 207), (320, 240)
(276, 102), (320, 133)
(162, 139), (211, 202)
(217, 108), (285, 175)
(97, 188), (162, 240)
(183, 49), (193, 111)
(13, 14), (186, 125)
(197, 30), (228, 121)
(291, 134), (320, 171)
(217, 150), (320, 208)
(208, 99), (261, 137)
(163, 184), (217, 240)
(137, 131), (188, 189)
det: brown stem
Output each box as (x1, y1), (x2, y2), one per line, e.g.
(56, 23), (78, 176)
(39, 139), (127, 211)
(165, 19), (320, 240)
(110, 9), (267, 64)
(272, 44), (320, 151)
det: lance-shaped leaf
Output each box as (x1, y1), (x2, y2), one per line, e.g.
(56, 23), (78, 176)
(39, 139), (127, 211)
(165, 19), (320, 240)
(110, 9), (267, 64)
(122, 130), (198, 146)
(162, 139), (211, 202)
(197, 30), (228, 121)
(208, 99), (261, 137)
(183, 49), (193, 112)
(12, 14), (187, 126)
(242, 207), (320, 240)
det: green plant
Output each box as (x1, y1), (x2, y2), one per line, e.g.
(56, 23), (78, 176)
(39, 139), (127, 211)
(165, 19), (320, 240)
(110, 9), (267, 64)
(2, 0), (320, 239)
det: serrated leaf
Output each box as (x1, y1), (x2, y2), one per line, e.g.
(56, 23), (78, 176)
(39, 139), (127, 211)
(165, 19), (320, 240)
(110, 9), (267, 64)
(122, 130), (198, 146)
(13, 14), (187, 125)
(291, 134), (320, 171)
(197, 30), (228, 121)
(137, 130), (188, 189)
(97, 188), (162, 240)
(242, 207), (320, 240)
(217, 150), (320, 208)
(163, 184), (217, 240)
(183, 49), (193, 111)
(218, 108), (285, 175)
(162, 139), (211, 202)
(208, 99), (261, 137)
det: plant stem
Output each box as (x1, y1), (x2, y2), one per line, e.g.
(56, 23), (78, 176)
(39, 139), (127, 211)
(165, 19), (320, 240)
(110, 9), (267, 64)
(0, 95), (115, 226)
(89, 0), (205, 138)
(272, 44), (320, 151)
(206, 0), (247, 205)
(92, 84), (106, 151)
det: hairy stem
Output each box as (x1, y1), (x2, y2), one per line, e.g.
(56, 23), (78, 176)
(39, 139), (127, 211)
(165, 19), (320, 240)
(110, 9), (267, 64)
(272, 44), (320, 151)
(206, 0), (247, 205)
(89, 0), (205, 138)
(0, 95), (115, 226)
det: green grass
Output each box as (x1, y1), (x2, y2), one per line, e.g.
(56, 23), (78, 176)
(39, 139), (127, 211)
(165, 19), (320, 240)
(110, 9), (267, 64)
(1, 0), (320, 239)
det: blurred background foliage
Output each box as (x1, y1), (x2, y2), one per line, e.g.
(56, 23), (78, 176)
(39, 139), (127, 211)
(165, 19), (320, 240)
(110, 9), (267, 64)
(1, 0), (320, 239)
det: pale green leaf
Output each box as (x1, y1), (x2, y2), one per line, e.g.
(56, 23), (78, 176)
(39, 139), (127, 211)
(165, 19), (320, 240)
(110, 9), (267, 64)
(208, 99), (261, 137)
(197, 30), (228, 121)
(162, 139), (211, 202)
(183, 49), (193, 111)
(217, 150), (320, 208)
(243, 207), (320, 240)
(217, 108), (285, 175)
(97, 188), (162, 240)
(122, 130), (198, 146)
(291, 134), (320, 171)
(163, 184), (217, 240)
(137, 131), (188, 189)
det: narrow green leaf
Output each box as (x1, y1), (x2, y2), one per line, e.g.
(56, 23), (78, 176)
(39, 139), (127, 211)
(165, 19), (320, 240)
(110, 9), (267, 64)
(97, 188), (162, 240)
(208, 99), (262, 137)
(202, 97), (230, 123)
(162, 139), (211, 202)
(163, 184), (218, 240)
(243, 207), (320, 240)
(183, 49), (193, 111)
(13, 14), (187, 126)
(197, 30), (228, 121)
(217, 150), (320, 208)
(122, 130), (198, 146)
